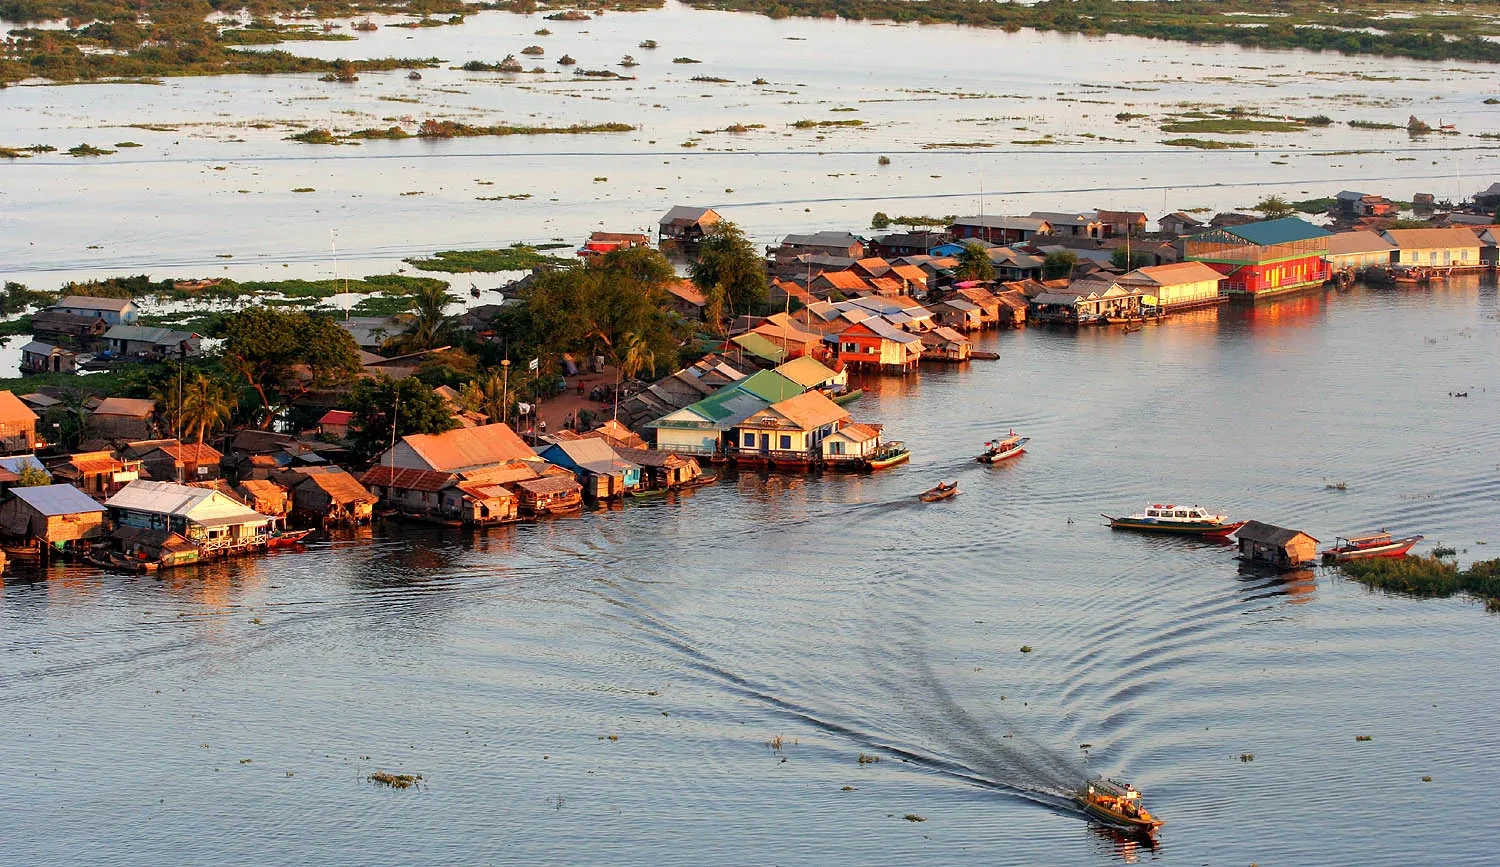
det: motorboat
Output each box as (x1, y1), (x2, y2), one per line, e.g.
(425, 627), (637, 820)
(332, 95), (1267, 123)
(1322, 531), (1424, 563)
(1075, 777), (1162, 834)
(919, 481), (959, 502)
(977, 432), (1028, 464)
(1102, 504), (1245, 537)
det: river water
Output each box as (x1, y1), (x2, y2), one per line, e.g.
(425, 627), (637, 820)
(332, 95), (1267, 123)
(3, 277), (1499, 864)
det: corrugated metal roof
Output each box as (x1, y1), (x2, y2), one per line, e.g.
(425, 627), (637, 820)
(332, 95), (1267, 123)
(12, 484), (105, 516)
(734, 370), (803, 403)
(1221, 217), (1333, 247)
(93, 397), (156, 417)
(1325, 231), (1397, 257)
(516, 475), (582, 495)
(54, 296), (134, 313)
(754, 390), (850, 431)
(105, 479), (266, 523)
(1381, 227), (1483, 249)
(728, 333), (788, 364)
(0, 390), (40, 424)
(399, 423), (534, 472)
(1237, 520), (1318, 546)
(774, 356), (839, 388)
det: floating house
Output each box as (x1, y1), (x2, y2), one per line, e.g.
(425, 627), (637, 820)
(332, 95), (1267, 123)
(868, 231), (949, 259)
(1116, 261), (1227, 311)
(820, 422), (884, 467)
(126, 439), (222, 483)
(948, 216), (1051, 246)
(0, 484), (107, 554)
(233, 479), (290, 518)
(773, 356), (848, 396)
(30, 310), (109, 348)
(538, 439), (642, 500)
(1029, 211), (1105, 239)
(1236, 521), (1319, 570)
(731, 390), (850, 468)
(1158, 212), (1205, 238)
(277, 467), (373, 526)
(48, 450), (140, 498)
(89, 397), (157, 441)
(513, 475), (584, 516)
(614, 447), (704, 490)
(835, 317), (922, 373)
(646, 388), (773, 457)
(0, 391), (39, 454)
(104, 325), (201, 359)
(48, 295), (139, 326)
(774, 231), (865, 263)
(1324, 231), (1398, 273)
(1185, 217), (1333, 298)
(920, 326), (972, 361)
(659, 205), (721, 243)
(106, 479), (274, 557)
(1380, 227), (1484, 271)
(376, 423), (536, 475)
(579, 231), (650, 257)
(19, 341), (77, 375)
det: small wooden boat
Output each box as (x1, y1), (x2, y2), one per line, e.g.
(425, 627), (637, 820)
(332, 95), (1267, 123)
(1103, 504), (1244, 538)
(977, 432), (1028, 464)
(1075, 777), (1162, 835)
(866, 441), (910, 470)
(1322, 531), (1424, 563)
(266, 528), (315, 549)
(919, 481), (959, 502)
(831, 388), (864, 406)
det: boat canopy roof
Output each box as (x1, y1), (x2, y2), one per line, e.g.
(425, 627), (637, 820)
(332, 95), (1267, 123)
(1090, 778), (1141, 798)
(1340, 532), (1394, 545)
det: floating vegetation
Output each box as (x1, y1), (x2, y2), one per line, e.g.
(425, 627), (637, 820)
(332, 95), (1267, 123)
(0, 147), (30, 159)
(1161, 117), (1305, 134)
(792, 119), (863, 128)
(903, 814), (926, 822)
(404, 245), (571, 273)
(521, 45), (545, 55)
(287, 128), (340, 144)
(1325, 481), (1348, 491)
(475, 193), (533, 201)
(857, 753), (880, 764)
(753, 77), (769, 85)
(535, 28), (552, 36)
(1407, 115), (1434, 134)
(557, 54), (577, 66)
(1431, 545), (1457, 558)
(841, 785), (856, 791)
(766, 734), (784, 751)
(672, 57), (701, 64)
(1339, 555), (1500, 611)
(369, 771), (423, 789)
(691, 75), (733, 83)
(1161, 137), (1254, 149)
(389, 15), (464, 28)
(291, 187), (315, 193)
(877, 155), (891, 165)
(1239, 754), (1255, 762)
(66, 143), (115, 156)
(545, 10), (591, 20)
(1115, 112), (1148, 121)
(1355, 735), (1373, 742)
(1485, 98), (1499, 105)
(1349, 119), (1401, 130)
(464, 56), (524, 72)
(114, 140), (142, 148)
(921, 141), (993, 149)
(639, 39), (658, 49)
(1301, 114), (1334, 126)
(1423, 776), (1433, 782)
(1019, 645), (1033, 653)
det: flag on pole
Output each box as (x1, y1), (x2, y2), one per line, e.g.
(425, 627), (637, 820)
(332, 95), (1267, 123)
(528, 357), (539, 372)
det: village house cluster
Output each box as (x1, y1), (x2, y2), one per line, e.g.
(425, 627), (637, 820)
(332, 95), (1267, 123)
(1, 184), (1494, 573)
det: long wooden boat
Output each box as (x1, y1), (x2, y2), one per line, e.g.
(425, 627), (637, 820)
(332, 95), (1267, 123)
(266, 528), (315, 549)
(919, 481), (960, 502)
(1102, 504), (1244, 538)
(1322, 531), (1423, 563)
(866, 441), (911, 470)
(1075, 777), (1162, 835)
(832, 388), (864, 406)
(977, 433), (1028, 464)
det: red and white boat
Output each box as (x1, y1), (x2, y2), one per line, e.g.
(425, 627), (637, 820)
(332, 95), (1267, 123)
(1322, 531), (1423, 563)
(977, 432), (1029, 464)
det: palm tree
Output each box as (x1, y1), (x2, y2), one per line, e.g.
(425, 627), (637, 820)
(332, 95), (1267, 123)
(469, 370), (507, 424)
(395, 283), (457, 352)
(180, 373), (237, 446)
(614, 332), (656, 421)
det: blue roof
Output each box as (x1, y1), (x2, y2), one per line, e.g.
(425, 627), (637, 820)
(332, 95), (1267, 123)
(0, 455), (47, 475)
(12, 484), (105, 516)
(1222, 217), (1333, 246)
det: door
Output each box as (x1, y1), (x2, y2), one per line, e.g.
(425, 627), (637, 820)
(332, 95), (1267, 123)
(759, 433), (769, 455)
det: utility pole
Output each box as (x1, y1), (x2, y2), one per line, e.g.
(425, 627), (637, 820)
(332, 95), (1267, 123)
(501, 358), (511, 427)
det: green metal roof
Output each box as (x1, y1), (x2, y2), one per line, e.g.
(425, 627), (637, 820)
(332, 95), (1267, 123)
(729, 332), (787, 364)
(733, 370), (803, 403)
(1221, 217), (1332, 247)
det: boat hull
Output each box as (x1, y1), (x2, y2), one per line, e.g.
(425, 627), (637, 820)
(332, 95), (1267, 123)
(867, 450), (911, 470)
(978, 446), (1025, 464)
(1073, 795), (1163, 834)
(919, 486), (959, 503)
(1322, 535), (1422, 562)
(1104, 516), (1245, 538)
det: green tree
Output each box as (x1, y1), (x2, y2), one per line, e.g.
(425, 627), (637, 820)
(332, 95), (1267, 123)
(614, 330), (657, 420)
(690, 221), (767, 331)
(1041, 250), (1078, 280)
(463, 370), (508, 425)
(15, 465), (50, 487)
(346, 375), (458, 461)
(954, 241), (996, 282)
(180, 372), (237, 446)
(219, 307), (361, 428)
(1493, 202), (1500, 224)
(1110, 248), (1155, 270)
(871, 211), (891, 229)
(1253, 195), (1295, 220)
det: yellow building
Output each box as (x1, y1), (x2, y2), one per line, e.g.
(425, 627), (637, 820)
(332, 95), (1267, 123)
(1117, 261), (1226, 310)
(1381, 228), (1483, 270)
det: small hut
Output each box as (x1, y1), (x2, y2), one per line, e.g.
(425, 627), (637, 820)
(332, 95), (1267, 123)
(0, 484), (108, 554)
(235, 479), (290, 518)
(1236, 521), (1319, 570)
(514, 475), (584, 516)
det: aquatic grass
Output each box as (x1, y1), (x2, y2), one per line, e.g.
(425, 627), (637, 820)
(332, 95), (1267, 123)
(1160, 118), (1305, 134)
(857, 753), (880, 764)
(66, 143), (115, 156)
(1335, 556), (1500, 610)
(405, 245), (571, 273)
(1349, 119), (1402, 130)
(369, 771), (423, 789)
(792, 119), (863, 128)
(1161, 137), (1254, 150)
(903, 814), (926, 822)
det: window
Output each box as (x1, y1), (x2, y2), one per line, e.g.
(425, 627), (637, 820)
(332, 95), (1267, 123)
(743, 432), (755, 447)
(1147, 510), (1158, 517)
(1174, 510), (1187, 518)
(829, 441), (844, 455)
(779, 435), (792, 450)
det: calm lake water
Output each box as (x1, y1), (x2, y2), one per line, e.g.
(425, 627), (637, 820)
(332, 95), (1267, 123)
(4, 277), (1499, 864)
(2, 2), (1499, 289)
